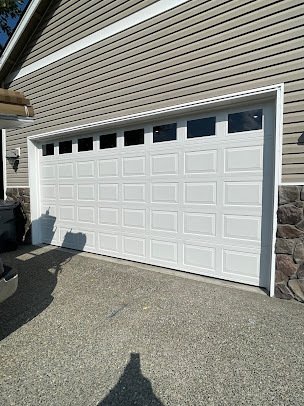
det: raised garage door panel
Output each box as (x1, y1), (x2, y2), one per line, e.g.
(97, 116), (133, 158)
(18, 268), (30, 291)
(38, 104), (275, 287)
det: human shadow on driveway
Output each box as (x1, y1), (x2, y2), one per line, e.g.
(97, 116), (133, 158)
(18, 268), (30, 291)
(0, 211), (86, 341)
(99, 353), (163, 406)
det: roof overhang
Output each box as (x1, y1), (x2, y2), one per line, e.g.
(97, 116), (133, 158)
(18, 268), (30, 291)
(0, 88), (34, 128)
(0, 0), (48, 84)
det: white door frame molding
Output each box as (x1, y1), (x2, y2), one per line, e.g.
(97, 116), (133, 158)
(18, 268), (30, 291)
(1, 129), (7, 198)
(28, 83), (284, 296)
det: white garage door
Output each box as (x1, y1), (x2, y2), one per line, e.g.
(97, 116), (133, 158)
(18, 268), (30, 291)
(38, 104), (275, 287)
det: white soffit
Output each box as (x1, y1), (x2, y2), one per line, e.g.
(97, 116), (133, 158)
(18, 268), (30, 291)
(8, 0), (189, 81)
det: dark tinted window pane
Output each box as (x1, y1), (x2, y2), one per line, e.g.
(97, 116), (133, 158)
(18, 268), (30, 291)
(187, 117), (216, 138)
(153, 123), (177, 143)
(42, 143), (54, 156)
(100, 133), (116, 149)
(78, 136), (93, 152)
(59, 140), (72, 154)
(228, 109), (262, 133)
(124, 129), (144, 146)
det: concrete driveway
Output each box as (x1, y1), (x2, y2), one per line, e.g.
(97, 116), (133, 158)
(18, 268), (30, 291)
(0, 245), (303, 406)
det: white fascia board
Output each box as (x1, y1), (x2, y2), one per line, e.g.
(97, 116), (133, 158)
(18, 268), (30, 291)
(28, 84), (283, 141)
(0, 0), (42, 72)
(9, 0), (189, 81)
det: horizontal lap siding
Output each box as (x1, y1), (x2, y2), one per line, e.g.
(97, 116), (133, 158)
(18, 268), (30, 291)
(18, 0), (159, 68)
(5, 0), (304, 186)
(17, 0), (296, 88)
(20, 31), (304, 103)
(5, 141), (28, 186)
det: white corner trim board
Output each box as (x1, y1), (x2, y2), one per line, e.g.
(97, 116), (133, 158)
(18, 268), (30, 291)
(1, 130), (7, 198)
(6, 0), (189, 81)
(269, 82), (284, 297)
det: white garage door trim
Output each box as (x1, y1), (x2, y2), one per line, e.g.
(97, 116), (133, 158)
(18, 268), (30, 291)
(28, 84), (284, 296)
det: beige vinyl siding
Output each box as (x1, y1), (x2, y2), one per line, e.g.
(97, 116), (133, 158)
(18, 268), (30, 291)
(18, 25), (303, 100)
(16, 0), (298, 87)
(5, 0), (304, 186)
(22, 42), (303, 115)
(5, 142), (28, 186)
(18, 0), (160, 68)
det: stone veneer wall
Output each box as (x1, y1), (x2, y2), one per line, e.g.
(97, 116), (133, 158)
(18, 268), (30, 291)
(275, 186), (304, 302)
(5, 187), (31, 243)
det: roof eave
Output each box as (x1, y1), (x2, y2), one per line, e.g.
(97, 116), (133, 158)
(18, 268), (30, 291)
(0, 0), (48, 84)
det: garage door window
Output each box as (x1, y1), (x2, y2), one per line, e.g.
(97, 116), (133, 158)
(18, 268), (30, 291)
(78, 136), (93, 152)
(153, 123), (177, 143)
(187, 117), (215, 138)
(100, 133), (116, 149)
(59, 140), (72, 154)
(228, 109), (262, 133)
(42, 143), (54, 156)
(124, 129), (144, 146)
